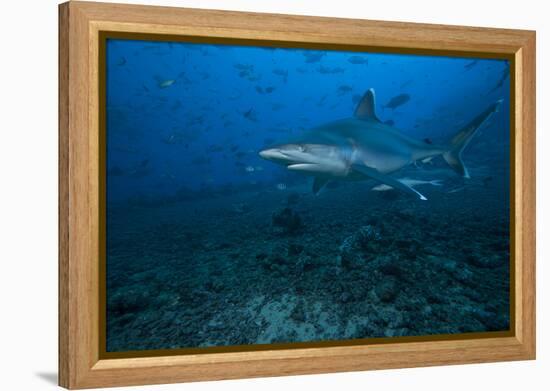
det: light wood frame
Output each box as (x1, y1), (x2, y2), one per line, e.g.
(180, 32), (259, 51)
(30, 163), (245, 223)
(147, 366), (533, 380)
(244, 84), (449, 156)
(59, 1), (536, 389)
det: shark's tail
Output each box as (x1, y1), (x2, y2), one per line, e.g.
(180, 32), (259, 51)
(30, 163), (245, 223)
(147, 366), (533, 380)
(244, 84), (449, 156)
(443, 99), (503, 178)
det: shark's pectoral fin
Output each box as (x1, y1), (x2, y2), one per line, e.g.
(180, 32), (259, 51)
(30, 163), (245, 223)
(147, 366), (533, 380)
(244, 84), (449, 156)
(312, 177), (329, 195)
(351, 164), (428, 201)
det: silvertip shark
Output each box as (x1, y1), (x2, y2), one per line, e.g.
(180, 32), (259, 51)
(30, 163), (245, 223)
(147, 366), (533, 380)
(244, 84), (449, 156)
(259, 88), (503, 200)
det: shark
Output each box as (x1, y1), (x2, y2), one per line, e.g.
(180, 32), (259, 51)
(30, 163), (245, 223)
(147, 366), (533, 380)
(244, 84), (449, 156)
(259, 88), (503, 200)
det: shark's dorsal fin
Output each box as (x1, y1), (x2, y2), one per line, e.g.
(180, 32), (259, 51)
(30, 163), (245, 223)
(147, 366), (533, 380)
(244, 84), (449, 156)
(354, 88), (381, 122)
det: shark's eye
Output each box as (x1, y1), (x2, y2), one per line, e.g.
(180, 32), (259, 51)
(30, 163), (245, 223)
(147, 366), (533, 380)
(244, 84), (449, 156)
(298, 145), (305, 152)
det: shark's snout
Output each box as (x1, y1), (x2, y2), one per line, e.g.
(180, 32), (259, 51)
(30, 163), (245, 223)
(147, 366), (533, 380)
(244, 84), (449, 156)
(259, 144), (351, 177)
(258, 148), (281, 160)
(259, 146), (299, 164)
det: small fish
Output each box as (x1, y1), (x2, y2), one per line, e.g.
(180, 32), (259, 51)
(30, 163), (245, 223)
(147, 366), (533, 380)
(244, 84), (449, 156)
(276, 183), (287, 190)
(303, 52), (325, 63)
(191, 156), (211, 166)
(423, 138), (433, 145)
(229, 91), (242, 100)
(107, 166), (125, 177)
(255, 85), (274, 94)
(158, 79), (176, 88)
(112, 146), (138, 154)
(400, 79), (413, 89)
(318, 66), (345, 74)
(243, 108), (258, 122)
(347, 56), (368, 65)
(232, 202), (250, 214)
(247, 74), (261, 82)
(384, 93), (410, 110)
(487, 62), (510, 94)
(234, 63), (253, 71)
(482, 176), (493, 187)
(272, 68), (288, 82)
(198, 71), (210, 80)
(161, 172), (176, 181)
(128, 159), (151, 178)
(213, 44), (232, 51)
(116, 57), (127, 66)
(316, 94), (329, 107)
(171, 100), (182, 111)
(245, 166), (255, 173)
(143, 44), (160, 51)
(286, 192), (300, 205)
(272, 68), (287, 76)
(207, 144), (224, 153)
(371, 178), (443, 192)
(337, 85), (353, 95)
(162, 134), (179, 145)
(176, 72), (191, 86)
(464, 60), (479, 71)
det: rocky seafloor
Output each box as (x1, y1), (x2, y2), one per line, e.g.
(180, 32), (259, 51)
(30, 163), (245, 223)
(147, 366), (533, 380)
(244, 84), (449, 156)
(106, 170), (510, 352)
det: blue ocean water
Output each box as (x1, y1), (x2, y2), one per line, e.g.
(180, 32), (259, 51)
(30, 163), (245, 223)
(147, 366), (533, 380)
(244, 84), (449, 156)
(105, 38), (510, 352)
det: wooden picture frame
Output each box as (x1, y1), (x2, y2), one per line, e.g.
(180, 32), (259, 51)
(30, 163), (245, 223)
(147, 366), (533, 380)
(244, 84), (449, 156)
(59, 1), (536, 389)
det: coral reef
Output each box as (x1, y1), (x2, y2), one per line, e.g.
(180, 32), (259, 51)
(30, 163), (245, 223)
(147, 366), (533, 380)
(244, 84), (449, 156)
(106, 176), (510, 352)
(338, 225), (382, 269)
(271, 207), (303, 234)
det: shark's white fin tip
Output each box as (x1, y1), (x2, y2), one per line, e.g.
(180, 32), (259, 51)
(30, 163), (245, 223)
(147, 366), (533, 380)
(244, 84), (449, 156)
(415, 189), (428, 200)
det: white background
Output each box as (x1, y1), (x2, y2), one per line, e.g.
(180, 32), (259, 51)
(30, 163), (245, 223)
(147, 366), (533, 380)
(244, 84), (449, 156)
(0, 0), (547, 389)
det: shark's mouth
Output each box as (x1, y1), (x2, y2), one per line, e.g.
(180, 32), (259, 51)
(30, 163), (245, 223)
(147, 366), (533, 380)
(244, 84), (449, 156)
(258, 147), (310, 166)
(258, 148), (288, 161)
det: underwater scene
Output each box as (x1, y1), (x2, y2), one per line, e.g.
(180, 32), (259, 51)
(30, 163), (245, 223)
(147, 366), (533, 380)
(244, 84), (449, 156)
(105, 38), (511, 352)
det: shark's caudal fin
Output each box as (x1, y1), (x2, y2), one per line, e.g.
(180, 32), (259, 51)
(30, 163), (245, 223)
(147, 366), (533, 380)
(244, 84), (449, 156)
(443, 99), (503, 178)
